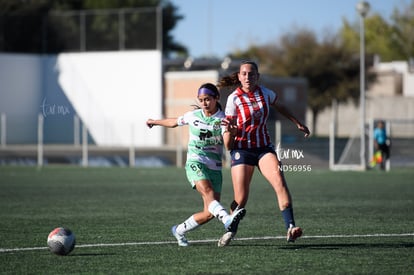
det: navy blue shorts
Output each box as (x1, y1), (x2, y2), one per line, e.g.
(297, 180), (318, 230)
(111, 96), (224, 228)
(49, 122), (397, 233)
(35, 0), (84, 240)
(230, 145), (276, 167)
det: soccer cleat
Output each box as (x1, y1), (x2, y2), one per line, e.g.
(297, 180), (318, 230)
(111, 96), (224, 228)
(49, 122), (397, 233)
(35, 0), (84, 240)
(218, 207), (246, 247)
(287, 225), (302, 242)
(224, 207), (246, 232)
(171, 225), (189, 247)
(218, 231), (234, 247)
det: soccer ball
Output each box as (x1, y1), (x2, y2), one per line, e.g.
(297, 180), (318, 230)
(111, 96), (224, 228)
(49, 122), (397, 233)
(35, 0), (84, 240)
(47, 227), (76, 256)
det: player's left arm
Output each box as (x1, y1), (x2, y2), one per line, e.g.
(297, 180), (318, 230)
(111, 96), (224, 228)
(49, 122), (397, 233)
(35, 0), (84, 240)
(273, 102), (310, 138)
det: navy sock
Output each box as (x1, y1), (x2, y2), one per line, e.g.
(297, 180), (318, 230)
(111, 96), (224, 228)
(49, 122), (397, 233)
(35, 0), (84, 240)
(230, 200), (239, 211)
(281, 206), (295, 230)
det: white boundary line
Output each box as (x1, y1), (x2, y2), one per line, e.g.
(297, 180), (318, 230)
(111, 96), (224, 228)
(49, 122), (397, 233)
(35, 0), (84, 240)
(1, 233), (413, 253)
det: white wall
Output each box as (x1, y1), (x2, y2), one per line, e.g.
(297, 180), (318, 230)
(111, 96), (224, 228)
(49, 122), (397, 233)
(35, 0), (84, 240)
(309, 96), (414, 137)
(308, 61), (414, 137)
(0, 51), (163, 146)
(57, 51), (163, 146)
(375, 61), (414, 97)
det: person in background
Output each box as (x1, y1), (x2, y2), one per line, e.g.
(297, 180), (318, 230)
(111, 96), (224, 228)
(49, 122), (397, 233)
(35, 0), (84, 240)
(217, 60), (310, 246)
(146, 83), (245, 247)
(373, 120), (390, 170)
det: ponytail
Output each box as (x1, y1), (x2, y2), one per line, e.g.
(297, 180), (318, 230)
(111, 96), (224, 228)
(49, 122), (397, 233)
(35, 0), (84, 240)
(217, 72), (240, 89)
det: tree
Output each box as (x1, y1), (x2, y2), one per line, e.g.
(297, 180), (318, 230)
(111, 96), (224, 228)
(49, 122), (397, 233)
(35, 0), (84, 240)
(390, 0), (414, 60)
(341, 14), (400, 61)
(161, 1), (187, 57)
(0, 0), (187, 56)
(232, 29), (369, 135)
(340, 0), (414, 62)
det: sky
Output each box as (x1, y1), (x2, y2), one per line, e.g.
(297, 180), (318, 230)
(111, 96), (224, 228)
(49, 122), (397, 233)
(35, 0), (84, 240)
(170, 0), (407, 58)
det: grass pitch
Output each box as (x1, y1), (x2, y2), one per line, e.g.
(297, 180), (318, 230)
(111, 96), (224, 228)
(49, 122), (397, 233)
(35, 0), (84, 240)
(0, 166), (413, 274)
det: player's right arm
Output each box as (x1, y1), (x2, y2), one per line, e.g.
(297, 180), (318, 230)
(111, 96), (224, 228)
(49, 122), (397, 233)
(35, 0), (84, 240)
(146, 118), (178, 128)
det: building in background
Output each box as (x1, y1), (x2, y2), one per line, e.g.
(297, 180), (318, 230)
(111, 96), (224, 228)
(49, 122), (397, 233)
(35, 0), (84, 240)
(163, 59), (308, 148)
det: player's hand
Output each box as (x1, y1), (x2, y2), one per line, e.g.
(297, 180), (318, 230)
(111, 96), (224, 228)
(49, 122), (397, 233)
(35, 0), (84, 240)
(222, 118), (237, 136)
(298, 124), (310, 138)
(146, 119), (155, 128)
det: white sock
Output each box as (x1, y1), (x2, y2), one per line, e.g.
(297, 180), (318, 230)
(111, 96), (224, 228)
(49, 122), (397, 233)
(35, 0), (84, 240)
(208, 200), (231, 225)
(176, 215), (199, 235)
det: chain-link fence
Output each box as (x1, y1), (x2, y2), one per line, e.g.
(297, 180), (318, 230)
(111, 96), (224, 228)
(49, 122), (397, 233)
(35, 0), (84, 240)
(1, 7), (162, 53)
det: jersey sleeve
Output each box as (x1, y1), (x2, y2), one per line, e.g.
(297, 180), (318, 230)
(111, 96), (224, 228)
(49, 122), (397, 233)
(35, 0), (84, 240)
(176, 111), (192, 126)
(224, 91), (237, 118)
(262, 86), (278, 105)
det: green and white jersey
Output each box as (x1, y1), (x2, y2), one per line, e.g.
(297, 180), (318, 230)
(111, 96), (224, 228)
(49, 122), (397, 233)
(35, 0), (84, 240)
(177, 109), (225, 170)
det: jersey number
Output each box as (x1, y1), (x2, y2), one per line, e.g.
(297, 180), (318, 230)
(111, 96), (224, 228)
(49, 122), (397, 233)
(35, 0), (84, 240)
(190, 163), (202, 171)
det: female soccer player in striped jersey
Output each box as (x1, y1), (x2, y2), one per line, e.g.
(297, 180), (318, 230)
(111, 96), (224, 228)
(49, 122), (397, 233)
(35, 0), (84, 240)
(146, 83), (245, 247)
(217, 61), (310, 246)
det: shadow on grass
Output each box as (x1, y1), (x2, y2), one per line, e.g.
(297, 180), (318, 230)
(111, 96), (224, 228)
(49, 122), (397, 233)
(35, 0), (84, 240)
(70, 252), (117, 256)
(279, 242), (414, 250)
(227, 241), (414, 250)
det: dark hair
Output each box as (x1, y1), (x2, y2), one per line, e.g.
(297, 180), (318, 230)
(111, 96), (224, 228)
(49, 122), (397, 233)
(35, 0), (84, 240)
(217, 72), (239, 89)
(217, 60), (259, 89)
(241, 60), (259, 71)
(194, 83), (222, 110)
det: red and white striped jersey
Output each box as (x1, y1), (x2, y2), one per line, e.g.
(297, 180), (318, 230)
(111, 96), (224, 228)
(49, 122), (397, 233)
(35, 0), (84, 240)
(225, 85), (278, 149)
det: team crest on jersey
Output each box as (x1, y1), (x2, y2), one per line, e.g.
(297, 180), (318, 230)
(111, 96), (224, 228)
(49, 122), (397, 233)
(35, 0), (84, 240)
(213, 121), (221, 131)
(253, 110), (262, 120)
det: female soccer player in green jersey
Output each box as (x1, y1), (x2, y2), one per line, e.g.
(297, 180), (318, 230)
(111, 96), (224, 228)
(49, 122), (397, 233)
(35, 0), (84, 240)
(146, 83), (245, 247)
